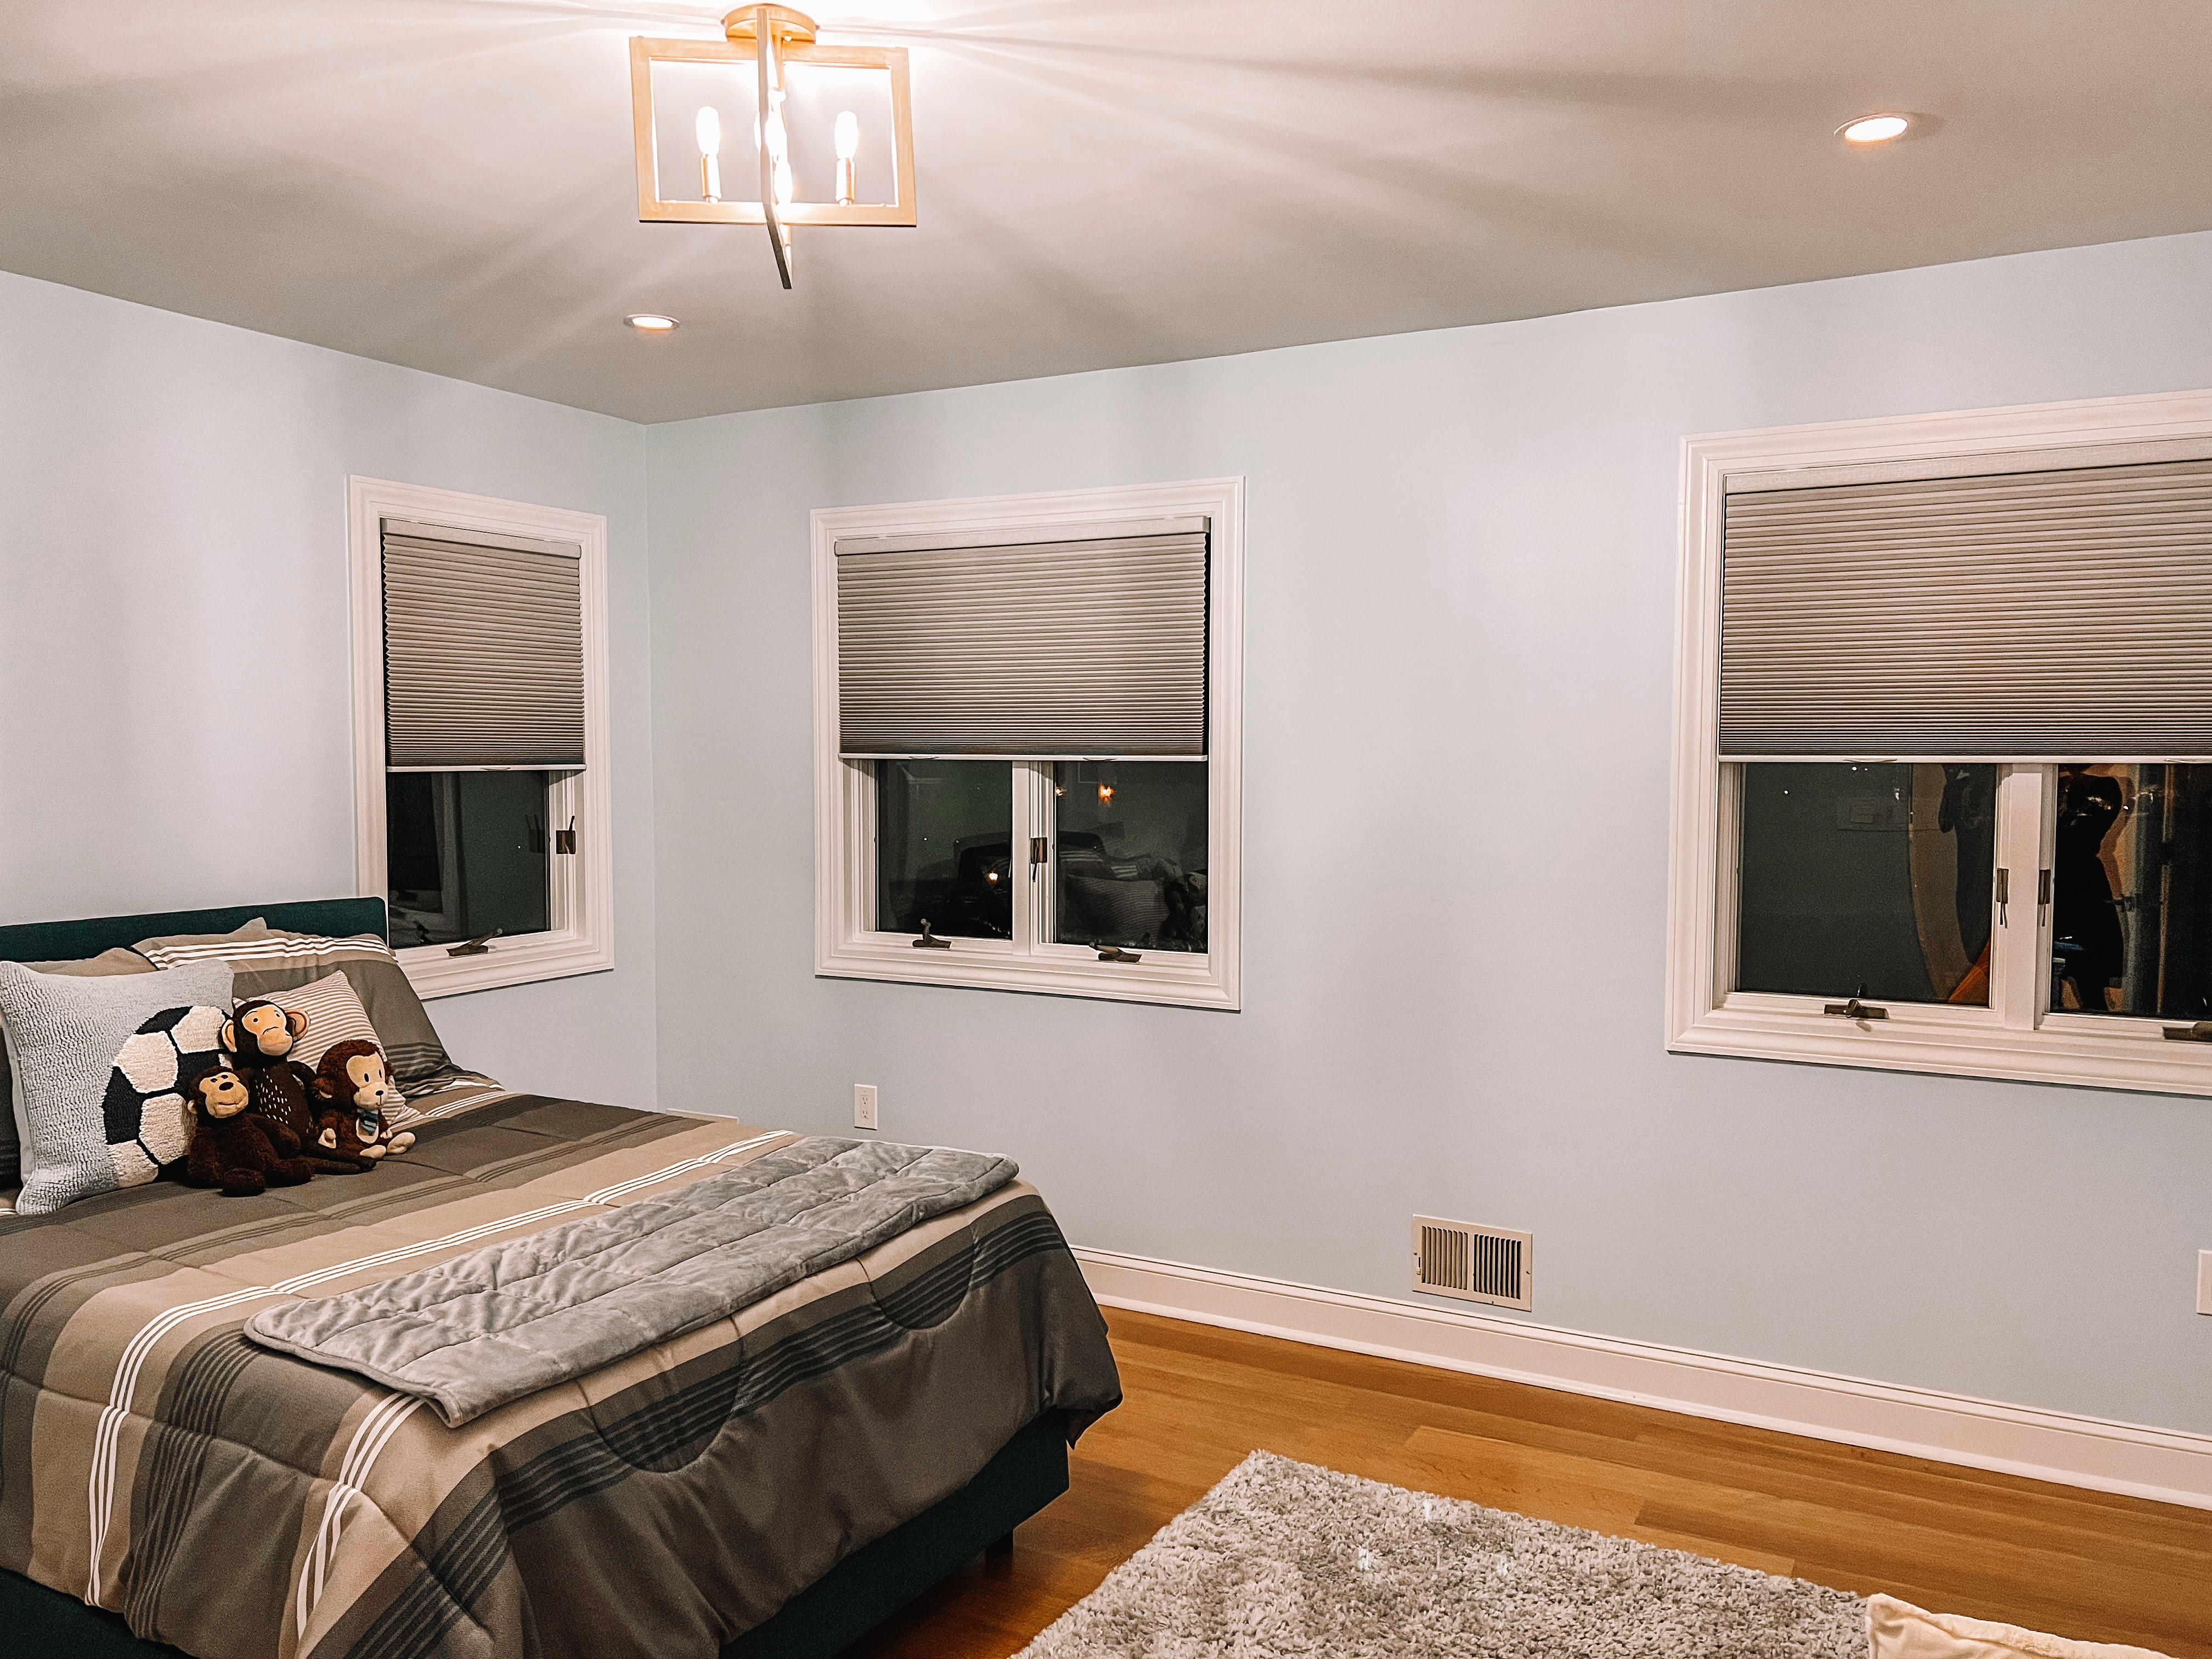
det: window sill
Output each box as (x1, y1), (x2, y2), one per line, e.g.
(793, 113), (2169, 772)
(397, 928), (614, 1000)
(1671, 996), (2212, 1097)
(817, 932), (1237, 1010)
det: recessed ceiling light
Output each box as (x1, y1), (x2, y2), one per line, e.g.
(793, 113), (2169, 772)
(1838, 114), (1912, 145)
(623, 313), (680, 334)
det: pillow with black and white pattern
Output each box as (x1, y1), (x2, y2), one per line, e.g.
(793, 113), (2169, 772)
(0, 960), (234, 1214)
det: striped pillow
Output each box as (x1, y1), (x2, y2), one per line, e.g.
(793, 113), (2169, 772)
(272, 972), (381, 1073)
(134, 929), (461, 1093)
(130, 919), (272, 957)
(138, 932), (399, 972)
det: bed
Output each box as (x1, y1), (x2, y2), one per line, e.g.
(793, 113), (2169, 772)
(0, 898), (1121, 1659)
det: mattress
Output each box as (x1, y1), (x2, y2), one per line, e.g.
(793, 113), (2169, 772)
(0, 1084), (1122, 1659)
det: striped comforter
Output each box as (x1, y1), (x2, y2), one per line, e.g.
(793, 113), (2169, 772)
(0, 1087), (1122, 1659)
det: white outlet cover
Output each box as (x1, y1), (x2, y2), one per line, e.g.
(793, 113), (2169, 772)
(2199, 1250), (2212, 1316)
(853, 1084), (878, 1131)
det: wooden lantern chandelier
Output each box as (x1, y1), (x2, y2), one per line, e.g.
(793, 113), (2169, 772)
(629, 6), (916, 290)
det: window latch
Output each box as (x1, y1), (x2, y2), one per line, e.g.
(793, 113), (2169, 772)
(1095, 943), (1142, 964)
(2037, 867), (2051, 923)
(447, 927), (503, 958)
(1995, 867), (2010, 926)
(912, 919), (952, 950)
(2162, 1022), (2212, 1043)
(555, 816), (578, 855)
(1822, 983), (1887, 1021)
(1029, 836), (1048, 878)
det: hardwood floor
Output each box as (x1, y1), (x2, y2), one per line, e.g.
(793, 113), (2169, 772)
(848, 1307), (2212, 1659)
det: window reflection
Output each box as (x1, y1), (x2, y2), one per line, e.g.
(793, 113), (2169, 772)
(1736, 763), (1995, 1005)
(387, 771), (551, 947)
(2051, 765), (2212, 1020)
(874, 760), (1012, 939)
(1054, 762), (1207, 953)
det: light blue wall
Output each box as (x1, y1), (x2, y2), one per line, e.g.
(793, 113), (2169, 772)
(0, 272), (658, 1107)
(8, 232), (2208, 1436)
(644, 230), (2212, 1435)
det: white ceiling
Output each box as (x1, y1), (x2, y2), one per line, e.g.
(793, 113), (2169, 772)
(4, 1), (2209, 424)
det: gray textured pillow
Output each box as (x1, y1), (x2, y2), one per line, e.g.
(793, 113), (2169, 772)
(0, 960), (235, 1216)
(0, 948), (156, 1194)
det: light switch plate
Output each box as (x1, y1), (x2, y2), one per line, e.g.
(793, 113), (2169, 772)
(2199, 1250), (2211, 1316)
(853, 1084), (879, 1132)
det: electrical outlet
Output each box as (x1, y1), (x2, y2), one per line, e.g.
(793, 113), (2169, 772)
(853, 1084), (879, 1132)
(2199, 1250), (2212, 1316)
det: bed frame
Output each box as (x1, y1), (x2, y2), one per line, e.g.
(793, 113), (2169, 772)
(0, 898), (1072, 1659)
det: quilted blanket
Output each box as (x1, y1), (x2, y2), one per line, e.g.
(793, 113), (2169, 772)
(246, 1138), (1019, 1425)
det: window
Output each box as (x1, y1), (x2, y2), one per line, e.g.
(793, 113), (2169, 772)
(1669, 391), (2212, 1095)
(813, 479), (1242, 1009)
(348, 478), (613, 997)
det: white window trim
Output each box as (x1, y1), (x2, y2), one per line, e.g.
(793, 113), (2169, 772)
(347, 476), (614, 999)
(1668, 387), (2212, 1097)
(812, 477), (1243, 1011)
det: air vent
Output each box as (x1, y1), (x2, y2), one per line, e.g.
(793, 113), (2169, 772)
(1413, 1216), (1532, 1310)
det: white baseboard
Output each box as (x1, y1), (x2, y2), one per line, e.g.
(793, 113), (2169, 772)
(1074, 1246), (2212, 1513)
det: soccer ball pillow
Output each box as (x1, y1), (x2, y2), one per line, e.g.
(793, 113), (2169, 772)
(0, 960), (234, 1215)
(103, 1003), (229, 1186)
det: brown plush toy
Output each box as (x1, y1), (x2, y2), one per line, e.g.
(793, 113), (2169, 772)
(309, 1040), (416, 1164)
(180, 1060), (315, 1198)
(224, 998), (369, 1174)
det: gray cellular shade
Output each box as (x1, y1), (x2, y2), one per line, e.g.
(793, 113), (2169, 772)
(382, 521), (586, 770)
(837, 528), (1208, 757)
(1720, 459), (2212, 759)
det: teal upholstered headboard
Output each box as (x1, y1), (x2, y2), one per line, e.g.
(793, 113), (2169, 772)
(0, 899), (388, 964)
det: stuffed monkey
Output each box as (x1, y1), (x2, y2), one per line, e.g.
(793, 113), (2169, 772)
(179, 1060), (315, 1197)
(309, 1040), (416, 1163)
(224, 998), (370, 1173)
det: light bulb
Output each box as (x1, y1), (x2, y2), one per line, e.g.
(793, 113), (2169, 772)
(696, 106), (723, 202)
(834, 110), (859, 205)
(1098, 785), (1114, 804)
(763, 109), (787, 163)
(1839, 113), (1911, 144)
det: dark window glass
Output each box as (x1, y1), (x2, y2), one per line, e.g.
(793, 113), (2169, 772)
(386, 771), (552, 947)
(2050, 765), (2212, 1020)
(875, 760), (1012, 939)
(1053, 761), (1207, 953)
(1736, 763), (1996, 1005)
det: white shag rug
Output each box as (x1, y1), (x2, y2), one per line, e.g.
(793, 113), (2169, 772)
(1017, 1453), (2177, 1659)
(1017, 1451), (1867, 1658)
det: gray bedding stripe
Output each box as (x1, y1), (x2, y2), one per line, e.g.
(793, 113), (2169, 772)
(244, 1137), (1018, 1426)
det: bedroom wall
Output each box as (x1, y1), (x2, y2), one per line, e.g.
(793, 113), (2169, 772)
(0, 271), (658, 1106)
(644, 229), (2212, 1437)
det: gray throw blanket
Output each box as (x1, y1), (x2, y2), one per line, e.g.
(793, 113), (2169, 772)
(245, 1136), (1017, 1425)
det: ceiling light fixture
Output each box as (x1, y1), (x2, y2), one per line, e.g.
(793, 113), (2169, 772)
(1838, 113), (1912, 144)
(629, 7), (917, 292)
(623, 313), (681, 333)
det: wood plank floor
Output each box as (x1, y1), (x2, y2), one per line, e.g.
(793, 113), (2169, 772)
(848, 1307), (2212, 1659)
